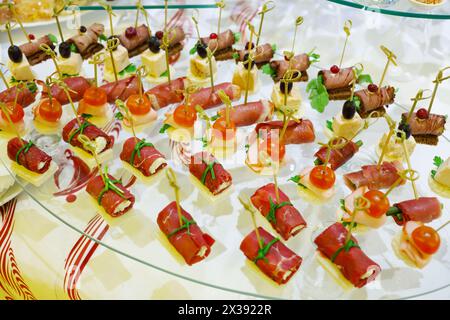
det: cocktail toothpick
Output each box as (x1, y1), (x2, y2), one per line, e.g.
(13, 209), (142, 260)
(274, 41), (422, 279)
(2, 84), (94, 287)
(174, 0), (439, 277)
(339, 20), (352, 68)
(255, 1), (275, 46)
(166, 167), (183, 226)
(378, 46), (397, 89)
(239, 195), (263, 250)
(427, 66), (450, 114)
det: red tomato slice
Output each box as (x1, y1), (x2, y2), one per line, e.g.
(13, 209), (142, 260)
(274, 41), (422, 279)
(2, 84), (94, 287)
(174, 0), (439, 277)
(309, 165), (336, 190)
(83, 87), (107, 107)
(126, 94), (151, 115)
(363, 190), (390, 218)
(1, 102), (24, 123)
(173, 104), (197, 127)
(412, 225), (440, 255)
(212, 117), (236, 140)
(37, 98), (62, 122)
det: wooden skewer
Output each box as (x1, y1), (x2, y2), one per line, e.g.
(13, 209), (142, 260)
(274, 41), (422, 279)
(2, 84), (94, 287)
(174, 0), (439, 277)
(239, 196), (263, 250)
(436, 220), (450, 233)
(427, 66), (450, 114)
(166, 167), (183, 226)
(377, 114), (396, 168)
(163, 0), (171, 85)
(115, 99), (137, 138)
(9, 3), (30, 43)
(40, 44), (62, 79)
(88, 52), (104, 88)
(338, 20), (352, 68)
(255, 1), (275, 47)
(0, 101), (23, 143)
(135, 0), (141, 28)
(406, 89), (432, 123)
(378, 45), (397, 89)
(106, 38), (120, 83)
(0, 63), (10, 89)
(345, 195), (370, 243)
(243, 21), (255, 105)
(401, 134), (418, 199)
(216, 0), (225, 35)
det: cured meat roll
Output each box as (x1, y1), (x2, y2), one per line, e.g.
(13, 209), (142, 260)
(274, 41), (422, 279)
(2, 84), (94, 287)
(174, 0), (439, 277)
(270, 53), (310, 82)
(119, 24), (151, 58)
(236, 43), (274, 68)
(0, 82), (37, 108)
(314, 222), (381, 288)
(314, 140), (361, 170)
(145, 77), (186, 110)
(217, 100), (273, 127)
(201, 29), (236, 61)
(41, 76), (91, 105)
(67, 23), (105, 59)
(251, 183), (307, 240)
(7, 137), (52, 174)
(86, 174), (135, 217)
(388, 197), (442, 226)
(189, 152), (232, 196)
(120, 137), (167, 177)
(163, 26), (186, 56)
(62, 117), (113, 155)
(189, 83), (241, 110)
(19, 35), (54, 66)
(100, 75), (141, 104)
(157, 201), (215, 265)
(354, 86), (395, 118)
(401, 113), (446, 145)
(240, 227), (302, 284)
(255, 120), (315, 145)
(318, 67), (354, 100)
(343, 161), (405, 191)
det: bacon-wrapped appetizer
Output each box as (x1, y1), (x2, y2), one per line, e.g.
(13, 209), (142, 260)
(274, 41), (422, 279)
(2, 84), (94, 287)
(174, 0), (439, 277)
(240, 227), (302, 284)
(67, 23), (105, 60)
(251, 183), (307, 240)
(119, 24), (151, 58)
(314, 139), (362, 170)
(145, 77), (186, 110)
(400, 111), (446, 145)
(429, 156), (450, 197)
(235, 43), (275, 69)
(255, 119), (315, 145)
(343, 161), (405, 191)
(100, 75), (141, 104)
(290, 165), (337, 202)
(354, 85), (395, 118)
(318, 67), (354, 100)
(266, 53), (311, 82)
(142, 36), (173, 84)
(189, 82), (241, 111)
(0, 102), (25, 134)
(200, 29), (237, 61)
(0, 81), (38, 108)
(188, 152), (232, 199)
(41, 76), (91, 105)
(86, 173), (135, 217)
(386, 197), (442, 226)
(157, 201), (215, 265)
(19, 34), (55, 66)
(217, 100), (273, 127)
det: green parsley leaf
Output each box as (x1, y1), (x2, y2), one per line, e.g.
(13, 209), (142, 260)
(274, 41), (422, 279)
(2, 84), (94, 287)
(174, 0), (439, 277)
(261, 63), (275, 77)
(271, 43), (277, 52)
(189, 42), (199, 55)
(160, 70), (169, 77)
(233, 32), (241, 43)
(210, 113), (220, 121)
(431, 169), (437, 178)
(431, 156), (444, 178)
(115, 112), (124, 120)
(159, 123), (172, 134)
(26, 81), (38, 93)
(245, 144), (250, 153)
(357, 74), (373, 84)
(306, 75), (329, 113)
(326, 120), (333, 132)
(352, 95), (361, 110)
(81, 113), (93, 119)
(339, 199), (346, 211)
(232, 52), (239, 60)
(69, 43), (78, 53)
(48, 33), (58, 44)
(307, 48), (320, 64)
(289, 175), (300, 184)
(99, 34), (108, 41)
(118, 63), (137, 76)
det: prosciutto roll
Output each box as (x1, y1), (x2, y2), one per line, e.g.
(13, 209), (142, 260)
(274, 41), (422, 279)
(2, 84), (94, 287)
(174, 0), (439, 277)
(157, 201), (215, 265)
(19, 35), (54, 66)
(314, 222), (381, 288)
(145, 77), (186, 110)
(62, 117), (113, 155)
(343, 161), (405, 191)
(119, 24), (150, 58)
(401, 113), (446, 145)
(120, 137), (167, 177)
(67, 23), (105, 59)
(240, 227), (302, 284)
(86, 174), (135, 217)
(270, 54), (310, 82)
(189, 83), (241, 110)
(7, 137), (52, 174)
(319, 67), (354, 90)
(189, 152), (232, 196)
(0, 82), (37, 108)
(355, 86), (395, 118)
(41, 76), (91, 105)
(255, 120), (315, 145)
(217, 100), (273, 127)
(100, 75), (141, 104)
(201, 29), (235, 61)
(314, 140), (361, 170)
(251, 183), (307, 240)
(388, 197), (442, 226)
(237, 43), (274, 68)
(164, 26), (186, 56)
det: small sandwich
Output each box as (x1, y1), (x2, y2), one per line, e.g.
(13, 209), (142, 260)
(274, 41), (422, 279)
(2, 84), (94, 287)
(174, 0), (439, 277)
(67, 23), (105, 60)
(200, 29), (237, 61)
(119, 24), (151, 58)
(19, 34), (56, 66)
(401, 109), (446, 145)
(235, 43), (275, 69)
(267, 53), (311, 82)
(161, 26), (186, 57)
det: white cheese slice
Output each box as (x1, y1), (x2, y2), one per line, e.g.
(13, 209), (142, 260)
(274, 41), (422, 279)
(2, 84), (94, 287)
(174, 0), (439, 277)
(434, 157), (450, 188)
(121, 158), (167, 184)
(298, 167), (336, 201)
(145, 65), (175, 85)
(11, 160), (58, 187)
(331, 113), (364, 140)
(376, 134), (416, 162)
(69, 145), (113, 169)
(163, 113), (194, 143)
(141, 49), (167, 78)
(271, 83), (301, 114)
(57, 52), (83, 76)
(188, 174), (233, 203)
(8, 57), (35, 81)
(189, 54), (217, 78)
(232, 62), (259, 93)
(315, 251), (353, 291)
(104, 45), (130, 74)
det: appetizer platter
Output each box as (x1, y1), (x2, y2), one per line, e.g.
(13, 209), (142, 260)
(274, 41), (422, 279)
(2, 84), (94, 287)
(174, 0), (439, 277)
(0, 0), (448, 300)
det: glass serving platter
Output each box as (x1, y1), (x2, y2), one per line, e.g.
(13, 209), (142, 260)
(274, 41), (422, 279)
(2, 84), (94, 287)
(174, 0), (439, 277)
(0, 0), (449, 300)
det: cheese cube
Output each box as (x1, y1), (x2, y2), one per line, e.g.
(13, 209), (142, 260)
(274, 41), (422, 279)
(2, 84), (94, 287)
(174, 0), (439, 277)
(8, 57), (35, 81)
(271, 83), (301, 114)
(189, 54), (217, 78)
(232, 62), (258, 93)
(332, 113), (364, 140)
(104, 45), (130, 74)
(141, 49), (167, 78)
(434, 157), (450, 187)
(57, 52), (83, 75)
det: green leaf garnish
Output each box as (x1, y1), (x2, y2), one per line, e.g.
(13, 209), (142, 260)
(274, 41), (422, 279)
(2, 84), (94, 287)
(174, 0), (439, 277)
(99, 34), (108, 41)
(306, 75), (329, 113)
(289, 175), (307, 189)
(69, 43), (78, 53)
(339, 199), (346, 211)
(357, 74), (373, 84)
(352, 95), (361, 110)
(160, 70), (169, 77)
(210, 113), (220, 121)
(118, 63), (137, 77)
(326, 120), (333, 132)
(307, 48), (320, 64)
(26, 81), (38, 93)
(189, 42), (199, 55)
(159, 123), (172, 134)
(115, 112), (124, 120)
(48, 33), (58, 44)
(81, 113), (93, 119)
(232, 52), (239, 60)
(271, 43), (277, 52)
(261, 63), (275, 77)
(431, 156), (444, 178)
(233, 32), (241, 43)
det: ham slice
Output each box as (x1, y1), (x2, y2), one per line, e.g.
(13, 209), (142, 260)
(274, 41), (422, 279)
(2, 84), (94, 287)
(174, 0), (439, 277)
(319, 67), (354, 91)
(390, 197), (442, 226)
(100, 75), (141, 104)
(237, 43), (274, 67)
(401, 113), (446, 137)
(41, 76), (91, 106)
(270, 54), (310, 82)
(314, 222), (381, 288)
(67, 23), (105, 59)
(355, 86), (395, 117)
(314, 140), (360, 170)
(157, 201), (215, 265)
(86, 174), (135, 217)
(145, 77), (186, 110)
(343, 161), (405, 191)
(119, 24), (150, 58)
(7, 137), (52, 174)
(240, 227), (302, 284)
(19, 35), (54, 66)
(398, 221), (432, 269)
(201, 29), (235, 60)
(255, 120), (315, 145)
(0, 82), (37, 108)
(251, 183), (307, 240)
(189, 83), (241, 110)
(120, 137), (166, 177)
(217, 100), (273, 127)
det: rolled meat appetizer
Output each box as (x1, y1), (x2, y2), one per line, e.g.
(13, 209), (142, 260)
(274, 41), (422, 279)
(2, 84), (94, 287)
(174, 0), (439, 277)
(314, 222), (381, 288)
(255, 120), (315, 145)
(217, 100), (273, 127)
(157, 201), (215, 265)
(236, 43), (274, 68)
(343, 161), (405, 191)
(19, 34), (55, 66)
(240, 227), (302, 284)
(41, 76), (91, 106)
(145, 77), (186, 110)
(318, 67), (354, 100)
(314, 140), (362, 170)
(67, 23), (105, 60)
(387, 197), (442, 226)
(354, 86), (395, 118)
(401, 113), (446, 145)
(189, 83), (241, 110)
(86, 174), (135, 217)
(189, 152), (232, 196)
(7, 137), (52, 174)
(0, 82), (37, 108)
(62, 117), (113, 155)
(120, 137), (167, 177)
(201, 29), (236, 61)
(163, 26), (186, 57)
(251, 183), (307, 240)
(119, 24), (151, 58)
(269, 53), (310, 82)
(100, 75), (141, 104)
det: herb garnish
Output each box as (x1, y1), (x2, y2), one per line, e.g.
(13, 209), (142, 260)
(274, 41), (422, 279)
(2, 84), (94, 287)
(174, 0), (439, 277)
(431, 156), (443, 178)
(306, 75), (329, 113)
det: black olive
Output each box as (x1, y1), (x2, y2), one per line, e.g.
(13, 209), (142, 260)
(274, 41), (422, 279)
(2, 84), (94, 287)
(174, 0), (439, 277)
(79, 26), (87, 33)
(196, 42), (207, 59)
(342, 100), (356, 120)
(59, 42), (71, 59)
(397, 122), (411, 139)
(148, 36), (160, 54)
(8, 45), (23, 63)
(242, 53), (255, 69)
(279, 81), (293, 94)
(245, 41), (255, 50)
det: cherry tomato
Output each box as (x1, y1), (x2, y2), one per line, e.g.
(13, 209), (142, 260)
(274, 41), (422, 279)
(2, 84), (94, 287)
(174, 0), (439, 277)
(257, 134), (286, 163)
(309, 165), (336, 190)
(173, 104), (197, 127)
(37, 98), (62, 122)
(412, 225), (440, 255)
(212, 117), (236, 140)
(83, 86), (107, 107)
(1, 102), (24, 123)
(363, 190), (390, 218)
(126, 94), (151, 115)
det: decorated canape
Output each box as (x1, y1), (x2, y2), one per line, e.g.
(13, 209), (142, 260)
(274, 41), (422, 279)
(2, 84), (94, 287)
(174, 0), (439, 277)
(33, 77), (63, 134)
(118, 2), (151, 58)
(4, 23), (35, 83)
(429, 156), (450, 198)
